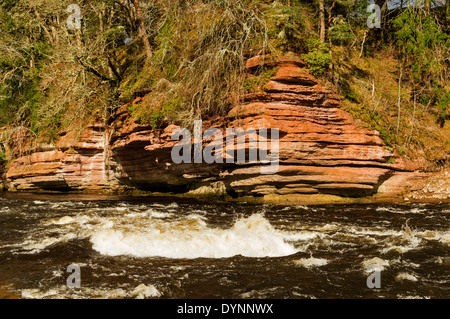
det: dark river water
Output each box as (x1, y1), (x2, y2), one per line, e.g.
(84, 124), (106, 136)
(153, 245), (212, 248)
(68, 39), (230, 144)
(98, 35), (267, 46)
(0, 193), (449, 299)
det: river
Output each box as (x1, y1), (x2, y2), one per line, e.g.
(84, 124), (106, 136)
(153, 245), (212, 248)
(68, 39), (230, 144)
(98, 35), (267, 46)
(0, 193), (449, 299)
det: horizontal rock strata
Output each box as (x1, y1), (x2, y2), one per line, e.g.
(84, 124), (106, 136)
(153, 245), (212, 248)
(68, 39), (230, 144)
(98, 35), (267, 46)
(5, 55), (410, 198)
(6, 124), (107, 191)
(106, 56), (397, 197)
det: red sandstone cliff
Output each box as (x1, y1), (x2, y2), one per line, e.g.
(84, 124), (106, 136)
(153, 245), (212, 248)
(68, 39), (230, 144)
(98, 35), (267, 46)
(4, 55), (423, 199)
(6, 123), (108, 191)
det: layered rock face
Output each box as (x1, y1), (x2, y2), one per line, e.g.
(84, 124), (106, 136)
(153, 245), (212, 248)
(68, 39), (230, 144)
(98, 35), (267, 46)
(107, 55), (396, 197)
(6, 123), (107, 191)
(107, 103), (230, 194)
(5, 55), (401, 198)
(221, 56), (395, 196)
(0, 162), (5, 191)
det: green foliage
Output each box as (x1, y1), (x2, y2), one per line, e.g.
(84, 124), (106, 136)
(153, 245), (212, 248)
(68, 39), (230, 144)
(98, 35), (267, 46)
(243, 67), (278, 92)
(344, 0), (370, 25)
(104, 26), (128, 49)
(0, 48), (43, 127)
(0, 140), (6, 161)
(301, 38), (331, 75)
(387, 157), (396, 164)
(129, 96), (181, 130)
(393, 7), (449, 83)
(120, 66), (155, 104)
(436, 89), (450, 115)
(302, 50), (331, 75)
(264, 1), (306, 51)
(435, 87), (450, 126)
(392, 5), (449, 126)
(328, 15), (354, 45)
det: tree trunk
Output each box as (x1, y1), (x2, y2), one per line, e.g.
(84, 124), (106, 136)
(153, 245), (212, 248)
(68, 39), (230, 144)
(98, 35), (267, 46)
(360, 30), (368, 58)
(328, 0), (336, 25)
(446, 0), (450, 23)
(328, 0), (336, 81)
(396, 67), (402, 138)
(424, 0), (431, 12)
(407, 89), (417, 146)
(374, 0), (387, 33)
(133, 0), (152, 63)
(374, 0), (387, 9)
(319, 0), (325, 43)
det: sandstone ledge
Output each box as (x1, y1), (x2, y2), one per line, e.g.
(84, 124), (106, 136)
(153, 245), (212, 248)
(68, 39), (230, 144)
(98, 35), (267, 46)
(3, 55), (437, 202)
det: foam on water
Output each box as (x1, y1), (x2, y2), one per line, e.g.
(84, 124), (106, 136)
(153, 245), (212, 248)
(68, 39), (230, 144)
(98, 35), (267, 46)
(376, 206), (398, 213)
(145, 209), (174, 219)
(11, 201), (445, 259)
(293, 257), (329, 268)
(90, 213), (298, 258)
(362, 257), (390, 273)
(436, 231), (450, 244)
(17, 233), (78, 254)
(1, 196), (449, 299)
(21, 284), (161, 299)
(281, 231), (320, 241)
(395, 273), (418, 282)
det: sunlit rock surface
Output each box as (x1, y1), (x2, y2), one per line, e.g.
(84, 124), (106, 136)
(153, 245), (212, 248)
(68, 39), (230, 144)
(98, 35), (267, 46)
(5, 55), (420, 199)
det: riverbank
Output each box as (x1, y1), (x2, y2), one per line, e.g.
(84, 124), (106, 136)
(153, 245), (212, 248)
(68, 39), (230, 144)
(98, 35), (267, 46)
(0, 55), (411, 200)
(3, 55), (448, 204)
(1, 168), (448, 206)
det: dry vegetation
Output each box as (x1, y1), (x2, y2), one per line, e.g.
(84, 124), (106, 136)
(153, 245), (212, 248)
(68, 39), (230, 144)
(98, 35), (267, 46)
(333, 46), (450, 168)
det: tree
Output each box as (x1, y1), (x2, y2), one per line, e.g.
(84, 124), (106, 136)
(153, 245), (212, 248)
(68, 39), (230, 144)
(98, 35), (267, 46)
(319, 0), (326, 43)
(392, 2), (450, 126)
(133, 0), (152, 64)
